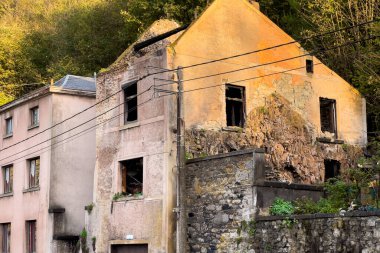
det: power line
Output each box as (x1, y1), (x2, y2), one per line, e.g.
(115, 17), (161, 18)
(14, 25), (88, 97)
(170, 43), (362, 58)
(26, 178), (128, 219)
(2, 23), (377, 153)
(179, 35), (379, 83)
(136, 19), (378, 79)
(0, 96), (155, 165)
(0, 85), (154, 161)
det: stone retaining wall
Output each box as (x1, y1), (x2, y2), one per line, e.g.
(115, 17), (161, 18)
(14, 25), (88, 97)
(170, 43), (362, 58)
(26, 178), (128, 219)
(253, 212), (380, 253)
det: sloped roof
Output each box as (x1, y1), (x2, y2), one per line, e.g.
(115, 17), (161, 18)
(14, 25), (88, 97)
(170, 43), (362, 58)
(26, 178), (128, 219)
(54, 75), (96, 92)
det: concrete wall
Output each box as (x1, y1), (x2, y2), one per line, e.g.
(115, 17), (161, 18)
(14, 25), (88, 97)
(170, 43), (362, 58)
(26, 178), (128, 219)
(171, 0), (366, 146)
(50, 92), (96, 236)
(92, 46), (178, 253)
(0, 92), (53, 253)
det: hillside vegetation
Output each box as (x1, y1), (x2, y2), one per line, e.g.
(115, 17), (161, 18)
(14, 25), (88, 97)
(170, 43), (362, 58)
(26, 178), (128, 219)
(0, 0), (379, 135)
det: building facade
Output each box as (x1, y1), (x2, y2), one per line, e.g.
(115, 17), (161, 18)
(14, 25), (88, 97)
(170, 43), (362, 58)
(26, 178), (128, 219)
(90, 0), (367, 252)
(0, 75), (96, 252)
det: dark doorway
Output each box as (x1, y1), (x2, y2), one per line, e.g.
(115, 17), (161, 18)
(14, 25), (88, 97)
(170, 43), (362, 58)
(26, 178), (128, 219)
(111, 244), (148, 253)
(324, 159), (341, 181)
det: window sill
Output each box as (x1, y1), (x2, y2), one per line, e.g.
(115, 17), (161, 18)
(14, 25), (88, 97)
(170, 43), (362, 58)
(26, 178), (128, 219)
(23, 187), (40, 193)
(3, 133), (13, 139)
(113, 195), (144, 202)
(222, 126), (245, 133)
(28, 124), (39, 131)
(119, 121), (140, 131)
(0, 192), (13, 198)
(316, 137), (344, 144)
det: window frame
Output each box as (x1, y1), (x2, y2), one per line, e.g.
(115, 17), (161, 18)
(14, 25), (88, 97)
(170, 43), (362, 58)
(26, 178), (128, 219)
(119, 157), (144, 196)
(30, 107), (39, 128)
(26, 220), (36, 253)
(5, 117), (13, 137)
(1, 223), (11, 253)
(28, 157), (40, 189)
(319, 97), (337, 137)
(2, 165), (13, 194)
(123, 82), (138, 125)
(225, 84), (246, 128)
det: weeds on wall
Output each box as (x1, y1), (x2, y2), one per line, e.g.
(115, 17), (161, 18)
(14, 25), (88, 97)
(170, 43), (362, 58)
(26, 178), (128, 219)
(80, 228), (89, 253)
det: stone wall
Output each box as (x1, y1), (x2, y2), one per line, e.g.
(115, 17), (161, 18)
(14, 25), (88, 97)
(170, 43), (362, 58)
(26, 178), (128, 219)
(186, 94), (363, 185)
(253, 212), (380, 253)
(185, 150), (262, 253)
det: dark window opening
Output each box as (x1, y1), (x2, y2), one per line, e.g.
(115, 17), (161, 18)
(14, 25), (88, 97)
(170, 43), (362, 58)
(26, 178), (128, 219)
(121, 158), (143, 195)
(306, 59), (314, 73)
(320, 98), (337, 135)
(111, 244), (148, 253)
(324, 159), (340, 181)
(124, 82), (138, 124)
(26, 220), (36, 253)
(1, 223), (11, 253)
(226, 85), (245, 127)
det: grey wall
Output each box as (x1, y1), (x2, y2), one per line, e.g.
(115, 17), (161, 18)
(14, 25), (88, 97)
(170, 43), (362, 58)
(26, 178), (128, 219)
(50, 93), (96, 236)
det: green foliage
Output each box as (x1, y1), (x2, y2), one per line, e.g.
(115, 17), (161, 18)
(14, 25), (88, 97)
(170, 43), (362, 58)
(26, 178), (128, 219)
(293, 197), (340, 214)
(85, 203), (95, 214)
(80, 228), (89, 253)
(269, 198), (295, 216)
(281, 217), (298, 229)
(112, 192), (125, 201)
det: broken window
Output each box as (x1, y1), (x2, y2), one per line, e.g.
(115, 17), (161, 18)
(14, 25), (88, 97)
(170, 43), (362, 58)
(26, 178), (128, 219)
(124, 82), (138, 124)
(324, 159), (341, 181)
(1, 223), (11, 253)
(26, 220), (36, 253)
(120, 158), (143, 195)
(226, 85), (245, 127)
(30, 107), (39, 127)
(5, 117), (12, 136)
(2, 165), (13, 194)
(320, 98), (337, 135)
(306, 59), (314, 73)
(28, 158), (40, 188)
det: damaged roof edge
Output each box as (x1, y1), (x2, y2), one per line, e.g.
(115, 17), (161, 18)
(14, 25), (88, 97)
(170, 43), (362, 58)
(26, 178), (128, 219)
(133, 24), (189, 52)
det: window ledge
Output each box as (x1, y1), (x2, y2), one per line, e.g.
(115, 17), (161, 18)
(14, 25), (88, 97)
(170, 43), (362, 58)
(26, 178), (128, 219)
(222, 126), (245, 133)
(119, 121), (140, 131)
(23, 187), (40, 193)
(3, 133), (13, 139)
(28, 124), (39, 130)
(316, 137), (344, 144)
(113, 195), (144, 202)
(0, 192), (13, 198)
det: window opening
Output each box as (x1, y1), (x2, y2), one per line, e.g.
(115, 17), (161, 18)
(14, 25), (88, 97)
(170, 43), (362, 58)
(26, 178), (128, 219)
(26, 220), (36, 253)
(306, 59), (314, 73)
(120, 158), (143, 195)
(1, 223), (11, 253)
(124, 83), (138, 124)
(30, 107), (39, 126)
(320, 98), (337, 135)
(3, 166), (13, 194)
(226, 85), (245, 127)
(324, 159), (341, 181)
(29, 158), (40, 188)
(5, 118), (12, 136)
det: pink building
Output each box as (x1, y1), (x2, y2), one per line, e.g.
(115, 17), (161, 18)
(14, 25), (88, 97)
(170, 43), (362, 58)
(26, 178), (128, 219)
(0, 75), (96, 252)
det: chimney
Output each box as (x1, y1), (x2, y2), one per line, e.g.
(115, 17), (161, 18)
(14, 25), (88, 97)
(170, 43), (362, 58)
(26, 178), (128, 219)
(249, 0), (260, 10)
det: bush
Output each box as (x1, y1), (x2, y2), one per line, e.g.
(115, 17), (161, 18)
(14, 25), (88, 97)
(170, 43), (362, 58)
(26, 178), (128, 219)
(269, 198), (294, 216)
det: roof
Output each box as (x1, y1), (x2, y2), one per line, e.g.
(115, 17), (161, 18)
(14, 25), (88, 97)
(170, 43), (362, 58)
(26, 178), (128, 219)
(54, 75), (96, 92)
(0, 75), (95, 112)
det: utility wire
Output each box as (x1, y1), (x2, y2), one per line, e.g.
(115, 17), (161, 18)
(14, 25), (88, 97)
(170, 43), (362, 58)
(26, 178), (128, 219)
(136, 19), (378, 79)
(0, 86), (154, 161)
(0, 97), (154, 165)
(1, 23), (377, 152)
(179, 35), (379, 83)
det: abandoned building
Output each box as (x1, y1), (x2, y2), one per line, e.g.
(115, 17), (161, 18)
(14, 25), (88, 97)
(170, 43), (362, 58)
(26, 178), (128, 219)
(0, 75), (96, 252)
(88, 0), (367, 252)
